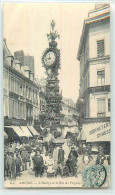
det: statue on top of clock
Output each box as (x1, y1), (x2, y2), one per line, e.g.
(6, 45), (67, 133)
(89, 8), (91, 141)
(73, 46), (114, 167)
(42, 20), (61, 79)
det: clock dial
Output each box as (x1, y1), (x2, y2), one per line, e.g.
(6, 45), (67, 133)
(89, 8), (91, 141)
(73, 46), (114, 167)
(44, 51), (56, 66)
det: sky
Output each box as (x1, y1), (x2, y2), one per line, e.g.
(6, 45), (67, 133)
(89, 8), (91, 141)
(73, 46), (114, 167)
(3, 3), (95, 102)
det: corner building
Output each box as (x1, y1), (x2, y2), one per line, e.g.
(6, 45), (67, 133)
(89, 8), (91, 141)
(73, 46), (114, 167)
(3, 39), (46, 141)
(77, 4), (110, 154)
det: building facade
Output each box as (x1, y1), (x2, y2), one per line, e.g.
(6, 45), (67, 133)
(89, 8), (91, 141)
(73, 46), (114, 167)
(14, 50), (25, 66)
(77, 4), (110, 153)
(3, 39), (46, 129)
(61, 98), (78, 127)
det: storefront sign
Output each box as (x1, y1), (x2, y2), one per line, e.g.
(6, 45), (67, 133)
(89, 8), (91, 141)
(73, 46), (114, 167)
(82, 121), (110, 142)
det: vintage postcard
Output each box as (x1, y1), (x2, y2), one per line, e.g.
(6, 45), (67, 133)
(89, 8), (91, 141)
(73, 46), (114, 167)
(3, 3), (110, 188)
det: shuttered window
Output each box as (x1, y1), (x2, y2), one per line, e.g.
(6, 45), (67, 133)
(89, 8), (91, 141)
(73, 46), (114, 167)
(97, 40), (104, 57)
(97, 98), (106, 117)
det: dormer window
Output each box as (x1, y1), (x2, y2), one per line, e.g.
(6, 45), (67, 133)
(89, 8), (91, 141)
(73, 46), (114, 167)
(11, 59), (13, 67)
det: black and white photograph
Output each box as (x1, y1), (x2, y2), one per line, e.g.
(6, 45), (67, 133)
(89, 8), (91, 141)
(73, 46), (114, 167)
(3, 3), (110, 188)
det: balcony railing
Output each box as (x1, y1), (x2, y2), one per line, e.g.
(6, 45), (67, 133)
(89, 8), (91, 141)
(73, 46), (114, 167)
(84, 85), (110, 97)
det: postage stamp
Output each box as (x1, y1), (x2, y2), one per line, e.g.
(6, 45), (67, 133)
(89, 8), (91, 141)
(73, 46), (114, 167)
(82, 165), (110, 188)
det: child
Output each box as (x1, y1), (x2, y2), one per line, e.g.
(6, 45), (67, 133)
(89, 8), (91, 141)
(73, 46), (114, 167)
(46, 154), (55, 177)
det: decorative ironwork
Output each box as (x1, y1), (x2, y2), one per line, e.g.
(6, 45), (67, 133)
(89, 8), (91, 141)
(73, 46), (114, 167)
(84, 85), (110, 97)
(42, 20), (62, 128)
(47, 20), (60, 42)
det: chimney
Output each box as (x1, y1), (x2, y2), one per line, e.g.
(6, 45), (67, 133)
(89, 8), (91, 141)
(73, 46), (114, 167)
(14, 60), (21, 71)
(30, 72), (34, 82)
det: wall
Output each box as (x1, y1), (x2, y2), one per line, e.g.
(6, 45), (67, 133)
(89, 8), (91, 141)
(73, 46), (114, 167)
(89, 62), (110, 87)
(89, 20), (110, 59)
(89, 92), (110, 118)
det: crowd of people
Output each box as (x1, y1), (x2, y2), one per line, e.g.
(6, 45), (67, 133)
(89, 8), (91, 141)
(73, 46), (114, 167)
(4, 138), (110, 180)
(4, 139), (80, 179)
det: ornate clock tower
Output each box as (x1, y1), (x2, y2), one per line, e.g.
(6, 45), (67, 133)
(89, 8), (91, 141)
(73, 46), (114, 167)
(42, 20), (62, 131)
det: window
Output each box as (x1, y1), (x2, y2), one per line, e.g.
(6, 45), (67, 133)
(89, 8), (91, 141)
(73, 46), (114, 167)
(11, 59), (13, 67)
(26, 86), (28, 98)
(20, 103), (23, 119)
(97, 70), (105, 86)
(97, 40), (104, 57)
(97, 99), (106, 117)
(108, 98), (110, 112)
(10, 100), (15, 118)
(28, 88), (31, 99)
(11, 77), (14, 92)
(20, 83), (23, 96)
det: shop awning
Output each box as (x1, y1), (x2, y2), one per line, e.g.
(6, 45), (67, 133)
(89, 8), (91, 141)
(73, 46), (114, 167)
(20, 126), (32, 137)
(27, 126), (39, 136)
(81, 121), (110, 142)
(11, 126), (26, 137)
(34, 125), (42, 134)
(4, 126), (26, 137)
(4, 131), (8, 139)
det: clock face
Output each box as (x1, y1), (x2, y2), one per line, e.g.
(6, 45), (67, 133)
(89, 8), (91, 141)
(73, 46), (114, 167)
(44, 51), (56, 67)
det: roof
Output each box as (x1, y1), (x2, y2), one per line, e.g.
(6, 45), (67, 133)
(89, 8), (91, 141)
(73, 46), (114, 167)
(3, 39), (13, 58)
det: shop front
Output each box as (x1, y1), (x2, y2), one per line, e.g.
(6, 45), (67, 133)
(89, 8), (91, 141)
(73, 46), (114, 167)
(4, 126), (26, 143)
(81, 119), (110, 154)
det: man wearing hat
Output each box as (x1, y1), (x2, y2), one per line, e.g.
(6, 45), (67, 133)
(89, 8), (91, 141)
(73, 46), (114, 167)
(21, 148), (29, 171)
(32, 150), (44, 177)
(66, 146), (78, 176)
(16, 153), (22, 176)
(7, 152), (16, 179)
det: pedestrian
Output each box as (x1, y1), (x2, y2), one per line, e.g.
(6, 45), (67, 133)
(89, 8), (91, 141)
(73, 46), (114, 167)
(69, 153), (77, 176)
(32, 151), (44, 177)
(16, 141), (20, 150)
(82, 148), (92, 166)
(46, 154), (55, 177)
(30, 149), (35, 170)
(66, 146), (78, 176)
(58, 145), (65, 175)
(21, 148), (29, 171)
(4, 152), (9, 178)
(62, 141), (70, 162)
(96, 145), (106, 165)
(16, 153), (22, 176)
(53, 146), (59, 171)
(58, 145), (65, 166)
(69, 146), (78, 159)
(7, 152), (16, 179)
